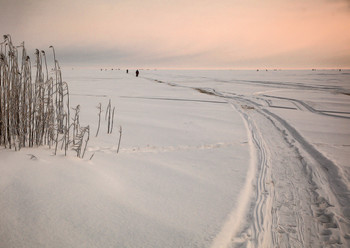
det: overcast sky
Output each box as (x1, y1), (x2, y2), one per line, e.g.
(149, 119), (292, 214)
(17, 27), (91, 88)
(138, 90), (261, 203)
(1, 0), (350, 69)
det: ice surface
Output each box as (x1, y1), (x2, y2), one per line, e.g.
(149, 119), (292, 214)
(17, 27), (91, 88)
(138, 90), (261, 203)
(1, 69), (349, 247)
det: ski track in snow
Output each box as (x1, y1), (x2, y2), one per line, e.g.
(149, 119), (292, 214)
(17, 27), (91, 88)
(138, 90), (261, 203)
(145, 75), (350, 247)
(210, 93), (349, 248)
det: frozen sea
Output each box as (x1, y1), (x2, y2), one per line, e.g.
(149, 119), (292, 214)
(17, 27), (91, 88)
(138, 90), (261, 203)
(1, 69), (349, 247)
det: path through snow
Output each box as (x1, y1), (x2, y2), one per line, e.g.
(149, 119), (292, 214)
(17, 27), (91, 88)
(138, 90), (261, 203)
(142, 70), (350, 247)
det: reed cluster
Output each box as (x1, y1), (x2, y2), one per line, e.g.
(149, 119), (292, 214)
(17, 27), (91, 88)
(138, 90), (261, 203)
(0, 35), (89, 158)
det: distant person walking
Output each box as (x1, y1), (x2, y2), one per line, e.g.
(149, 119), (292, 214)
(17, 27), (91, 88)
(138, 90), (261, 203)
(136, 70), (139, 77)
(126, 69), (129, 74)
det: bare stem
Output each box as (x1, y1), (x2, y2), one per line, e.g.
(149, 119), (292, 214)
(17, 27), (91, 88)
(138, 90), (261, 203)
(117, 126), (122, 154)
(96, 103), (102, 137)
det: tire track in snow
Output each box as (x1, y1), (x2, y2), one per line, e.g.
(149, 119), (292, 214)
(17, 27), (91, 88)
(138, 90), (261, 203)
(226, 94), (347, 247)
(196, 88), (347, 247)
(248, 111), (272, 247)
(258, 107), (348, 247)
(222, 96), (313, 248)
(263, 108), (350, 247)
(143, 75), (350, 247)
(230, 102), (274, 248)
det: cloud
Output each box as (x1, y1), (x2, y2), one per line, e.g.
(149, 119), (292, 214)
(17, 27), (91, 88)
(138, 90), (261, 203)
(1, 0), (350, 69)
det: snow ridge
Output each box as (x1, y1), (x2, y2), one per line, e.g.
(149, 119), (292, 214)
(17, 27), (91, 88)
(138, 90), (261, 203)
(209, 103), (258, 248)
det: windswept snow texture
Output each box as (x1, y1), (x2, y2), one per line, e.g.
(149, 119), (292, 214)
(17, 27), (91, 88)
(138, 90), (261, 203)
(1, 69), (350, 248)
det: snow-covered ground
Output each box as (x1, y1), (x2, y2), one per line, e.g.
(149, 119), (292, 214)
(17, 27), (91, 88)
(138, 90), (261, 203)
(1, 69), (349, 247)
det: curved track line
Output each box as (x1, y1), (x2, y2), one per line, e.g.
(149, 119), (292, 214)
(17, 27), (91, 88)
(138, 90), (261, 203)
(262, 94), (350, 119)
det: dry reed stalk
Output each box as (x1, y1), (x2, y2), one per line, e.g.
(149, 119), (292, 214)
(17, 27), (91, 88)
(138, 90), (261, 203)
(110, 107), (115, 134)
(0, 35), (86, 157)
(117, 126), (122, 153)
(96, 103), (102, 137)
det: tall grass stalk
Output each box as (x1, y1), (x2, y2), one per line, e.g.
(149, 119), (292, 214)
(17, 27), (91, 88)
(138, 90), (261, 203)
(0, 35), (86, 157)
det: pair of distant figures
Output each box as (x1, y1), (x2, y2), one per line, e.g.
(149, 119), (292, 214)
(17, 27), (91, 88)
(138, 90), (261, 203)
(126, 69), (139, 77)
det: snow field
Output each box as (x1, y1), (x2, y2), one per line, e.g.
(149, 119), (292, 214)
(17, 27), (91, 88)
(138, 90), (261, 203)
(1, 69), (251, 248)
(140, 69), (350, 247)
(1, 68), (349, 247)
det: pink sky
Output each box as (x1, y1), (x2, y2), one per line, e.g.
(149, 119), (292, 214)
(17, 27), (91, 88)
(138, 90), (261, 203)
(1, 0), (350, 69)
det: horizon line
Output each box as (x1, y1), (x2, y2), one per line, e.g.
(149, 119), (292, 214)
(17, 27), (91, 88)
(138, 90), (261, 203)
(62, 66), (350, 71)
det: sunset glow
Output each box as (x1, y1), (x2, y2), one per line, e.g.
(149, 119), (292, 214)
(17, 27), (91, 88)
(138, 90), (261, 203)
(1, 0), (350, 69)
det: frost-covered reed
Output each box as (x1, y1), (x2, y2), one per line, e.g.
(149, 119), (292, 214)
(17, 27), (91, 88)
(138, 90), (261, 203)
(0, 35), (88, 158)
